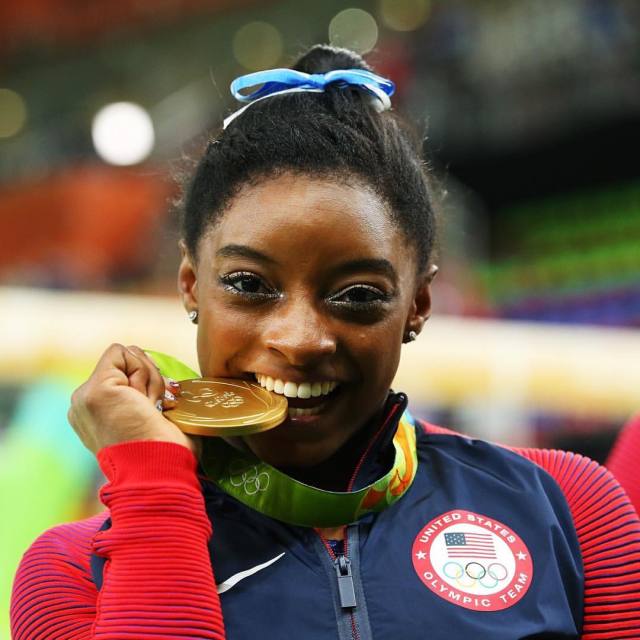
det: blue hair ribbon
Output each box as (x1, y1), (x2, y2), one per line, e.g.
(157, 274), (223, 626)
(224, 68), (395, 128)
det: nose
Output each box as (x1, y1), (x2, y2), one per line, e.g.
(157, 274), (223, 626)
(261, 296), (337, 367)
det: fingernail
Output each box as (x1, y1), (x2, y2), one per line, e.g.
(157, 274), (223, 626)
(155, 399), (164, 412)
(164, 390), (176, 402)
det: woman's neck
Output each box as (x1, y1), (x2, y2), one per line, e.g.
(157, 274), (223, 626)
(278, 402), (392, 491)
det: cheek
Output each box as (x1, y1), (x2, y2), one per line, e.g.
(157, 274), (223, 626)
(197, 298), (257, 375)
(349, 323), (403, 389)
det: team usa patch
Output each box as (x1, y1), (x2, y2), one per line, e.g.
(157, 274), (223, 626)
(412, 509), (533, 612)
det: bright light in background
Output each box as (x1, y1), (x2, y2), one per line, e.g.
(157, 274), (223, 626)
(91, 102), (155, 166)
(0, 89), (27, 138)
(233, 21), (283, 70)
(329, 8), (378, 54)
(379, 0), (431, 32)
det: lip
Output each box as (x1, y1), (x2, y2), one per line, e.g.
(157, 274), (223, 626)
(286, 396), (326, 409)
(285, 412), (324, 424)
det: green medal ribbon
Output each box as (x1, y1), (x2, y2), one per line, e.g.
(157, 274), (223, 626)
(149, 350), (419, 527)
(199, 413), (417, 527)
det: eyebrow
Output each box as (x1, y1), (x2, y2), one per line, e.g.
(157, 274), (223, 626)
(216, 245), (397, 284)
(216, 244), (279, 265)
(331, 258), (398, 285)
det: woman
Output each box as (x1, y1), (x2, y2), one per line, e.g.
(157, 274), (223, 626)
(11, 45), (640, 639)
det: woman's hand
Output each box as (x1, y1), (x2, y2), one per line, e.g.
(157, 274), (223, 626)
(68, 343), (200, 457)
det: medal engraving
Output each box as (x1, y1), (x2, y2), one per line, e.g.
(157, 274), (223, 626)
(183, 388), (245, 409)
(164, 378), (287, 436)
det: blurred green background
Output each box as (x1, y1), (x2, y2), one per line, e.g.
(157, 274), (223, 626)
(2, 0), (640, 636)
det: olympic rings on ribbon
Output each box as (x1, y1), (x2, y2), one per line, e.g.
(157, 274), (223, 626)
(228, 460), (270, 494)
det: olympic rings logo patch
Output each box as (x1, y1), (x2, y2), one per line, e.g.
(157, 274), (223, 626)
(412, 509), (533, 612)
(228, 459), (270, 495)
(441, 560), (507, 589)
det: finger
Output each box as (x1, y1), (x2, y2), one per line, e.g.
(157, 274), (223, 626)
(90, 343), (131, 384)
(160, 388), (178, 411)
(161, 378), (179, 409)
(127, 345), (166, 402)
(119, 346), (152, 395)
(164, 376), (181, 397)
(91, 343), (149, 395)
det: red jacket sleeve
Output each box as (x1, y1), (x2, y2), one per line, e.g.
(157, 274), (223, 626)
(516, 448), (640, 639)
(607, 414), (640, 516)
(10, 440), (225, 640)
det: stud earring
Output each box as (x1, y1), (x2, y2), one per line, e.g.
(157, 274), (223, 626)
(188, 310), (198, 324)
(405, 330), (417, 343)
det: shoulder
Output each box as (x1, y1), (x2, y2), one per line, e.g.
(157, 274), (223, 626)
(11, 512), (108, 635)
(416, 417), (638, 531)
(18, 511), (109, 569)
(415, 418), (640, 638)
(513, 445), (640, 638)
(419, 418), (598, 484)
(417, 417), (637, 521)
(414, 418), (568, 496)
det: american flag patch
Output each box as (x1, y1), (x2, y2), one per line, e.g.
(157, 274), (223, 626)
(444, 531), (496, 559)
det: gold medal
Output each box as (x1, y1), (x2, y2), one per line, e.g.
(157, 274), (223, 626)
(163, 378), (288, 436)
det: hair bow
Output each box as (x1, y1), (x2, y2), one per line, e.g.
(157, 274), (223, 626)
(224, 68), (395, 128)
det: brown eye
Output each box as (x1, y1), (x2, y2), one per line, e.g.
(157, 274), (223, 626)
(329, 285), (390, 308)
(219, 272), (277, 297)
(340, 286), (382, 303)
(233, 275), (262, 293)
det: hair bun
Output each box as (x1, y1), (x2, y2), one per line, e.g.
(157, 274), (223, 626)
(292, 44), (373, 75)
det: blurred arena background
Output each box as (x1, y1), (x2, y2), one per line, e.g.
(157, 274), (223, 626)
(1, 0), (639, 634)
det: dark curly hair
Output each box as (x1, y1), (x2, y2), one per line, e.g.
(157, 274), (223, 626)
(181, 44), (437, 274)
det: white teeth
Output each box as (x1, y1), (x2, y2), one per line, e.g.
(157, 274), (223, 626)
(283, 381), (298, 398)
(254, 374), (339, 397)
(297, 382), (311, 399)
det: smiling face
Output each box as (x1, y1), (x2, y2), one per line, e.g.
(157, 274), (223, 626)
(178, 172), (432, 468)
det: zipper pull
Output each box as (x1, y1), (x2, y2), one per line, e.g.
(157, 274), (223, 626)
(334, 554), (357, 608)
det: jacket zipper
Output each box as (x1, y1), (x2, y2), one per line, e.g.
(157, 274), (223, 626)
(318, 529), (356, 608)
(316, 398), (402, 640)
(318, 528), (360, 640)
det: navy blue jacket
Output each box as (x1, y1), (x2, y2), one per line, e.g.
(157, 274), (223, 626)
(91, 394), (593, 639)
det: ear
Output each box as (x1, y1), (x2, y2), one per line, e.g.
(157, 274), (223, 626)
(404, 264), (438, 340)
(177, 239), (198, 312)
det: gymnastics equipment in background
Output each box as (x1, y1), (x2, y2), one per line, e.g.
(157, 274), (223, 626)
(479, 181), (640, 326)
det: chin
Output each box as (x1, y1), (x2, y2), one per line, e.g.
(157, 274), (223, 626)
(243, 426), (343, 469)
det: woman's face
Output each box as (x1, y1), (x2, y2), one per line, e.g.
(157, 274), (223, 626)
(179, 173), (432, 468)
